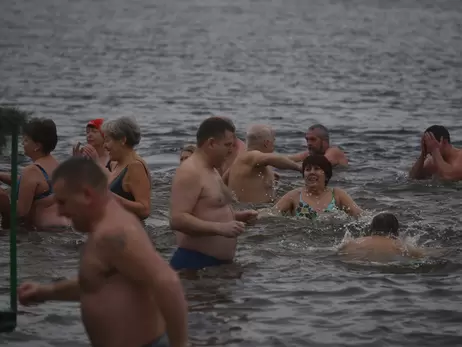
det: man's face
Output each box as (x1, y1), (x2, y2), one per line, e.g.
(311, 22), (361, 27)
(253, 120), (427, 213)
(53, 179), (91, 231)
(208, 130), (235, 165)
(305, 130), (326, 154)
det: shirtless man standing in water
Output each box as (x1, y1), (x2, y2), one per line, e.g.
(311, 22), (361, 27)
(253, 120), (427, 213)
(226, 124), (302, 203)
(169, 117), (258, 271)
(18, 157), (188, 347)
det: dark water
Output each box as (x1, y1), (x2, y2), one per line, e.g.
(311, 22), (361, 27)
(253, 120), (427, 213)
(1, 0), (462, 345)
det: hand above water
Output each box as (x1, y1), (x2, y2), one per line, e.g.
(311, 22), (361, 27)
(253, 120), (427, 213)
(235, 209), (259, 225)
(18, 282), (50, 306)
(220, 220), (245, 238)
(423, 132), (441, 154)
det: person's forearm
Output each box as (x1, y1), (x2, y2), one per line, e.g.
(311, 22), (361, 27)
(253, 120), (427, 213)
(270, 156), (301, 172)
(288, 152), (307, 163)
(431, 149), (456, 180)
(113, 194), (149, 220)
(156, 275), (189, 347)
(409, 154), (427, 179)
(169, 213), (221, 236)
(43, 278), (80, 301)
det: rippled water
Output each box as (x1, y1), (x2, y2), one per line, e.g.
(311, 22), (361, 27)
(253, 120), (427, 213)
(1, 0), (462, 346)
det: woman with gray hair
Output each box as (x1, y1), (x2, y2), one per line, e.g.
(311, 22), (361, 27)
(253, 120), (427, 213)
(102, 116), (151, 220)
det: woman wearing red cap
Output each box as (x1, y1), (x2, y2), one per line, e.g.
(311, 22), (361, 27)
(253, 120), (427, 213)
(73, 118), (111, 171)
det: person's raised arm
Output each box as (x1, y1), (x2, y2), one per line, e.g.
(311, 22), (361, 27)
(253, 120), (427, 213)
(409, 135), (433, 180)
(336, 188), (362, 218)
(169, 167), (222, 236)
(250, 151), (302, 172)
(288, 152), (307, 163)
(98, 227), (188, 347)
(113, 161), (151, 219)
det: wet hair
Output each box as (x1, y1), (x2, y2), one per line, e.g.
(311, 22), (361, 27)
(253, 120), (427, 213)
(370, 213), (399, 237)
(182, 144), (196, 154)
(196, 117), (235, 147)
(425, 125), (450, 144)
(22, 118), (58, 154)
(308, 124), (330, 142)
(52, 157), (108, 193)
(302, 154), (333, 184)
(101, 116), (141, 147)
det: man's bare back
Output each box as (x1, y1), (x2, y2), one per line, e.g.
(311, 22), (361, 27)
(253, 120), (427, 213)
(227, 151), (277, 203)
(225, 125), (301, 204)
(18, 157), (188, 347)
(338, 236), (424, 262)
(79, 201), (168, 347)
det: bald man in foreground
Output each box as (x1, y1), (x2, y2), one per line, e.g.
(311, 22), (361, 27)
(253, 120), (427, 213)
(226, 125), (302, 203)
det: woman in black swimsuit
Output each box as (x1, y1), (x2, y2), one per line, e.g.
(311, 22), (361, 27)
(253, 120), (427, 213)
(101, 116), (151, 220)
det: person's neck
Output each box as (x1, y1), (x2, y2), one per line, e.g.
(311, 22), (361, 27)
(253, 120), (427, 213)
(443, 146), (458, 161)
(246, 143), (263, 152)
(31, 152), (50, 162)
(115, 149), (136, 168)
(195, 148), (216, 169)
(87, 195), (110, 231)
(305, 185), (326, 197)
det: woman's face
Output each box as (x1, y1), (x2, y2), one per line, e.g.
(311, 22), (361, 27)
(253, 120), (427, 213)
(103, 134), (125, 161)
(22, 135), (39, 158)
(304, 164), (326, 188)
(86, 126), (104, 148)
(180, 150), (193, 163)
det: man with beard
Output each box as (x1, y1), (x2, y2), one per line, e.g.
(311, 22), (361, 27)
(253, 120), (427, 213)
(289, 124), (348, 167)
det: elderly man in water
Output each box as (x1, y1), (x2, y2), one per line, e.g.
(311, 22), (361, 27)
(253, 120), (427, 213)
(225, 124), (302, 203)
(338, 212), (424, 261)
(289, 124), (348, 167)
(409, 125), (462, 181)
(19, 157), (188, 347)
(169, 117), (258, 271)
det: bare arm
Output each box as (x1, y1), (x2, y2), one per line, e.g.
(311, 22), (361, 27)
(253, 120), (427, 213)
(250, 151), (302, 172)
(273, 191), (296, 216)
(336, 188), (362, 218)
(16, 166), (38, 218)
(99, 228), (188, 347)
(169, 167), (223, 236)
(325, 148), (348, 167)
(409, 154), (433, 180)
(0, 172), (13, 185)
(430, 149), (462, 181)
(288, 152), (307, 163)
(113, 161), (151, 219)
(42, 278), (80, 301)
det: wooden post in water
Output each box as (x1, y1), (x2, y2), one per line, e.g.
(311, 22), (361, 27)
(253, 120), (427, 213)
(0, 106), (27, 333)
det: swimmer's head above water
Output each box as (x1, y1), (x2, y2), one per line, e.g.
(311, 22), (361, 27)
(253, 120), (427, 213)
(180, 144), (196, 163)
(424, 125), (451, 156)
(196, 117), (236, 168)
(369, 212), (399, 238)
(305, 124), (330, 155)
(86, 118), (105, 148)
(51, 157), (109, 231)
(302, 154), (333, 188)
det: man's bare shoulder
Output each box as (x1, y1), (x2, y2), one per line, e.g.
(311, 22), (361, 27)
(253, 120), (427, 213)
(174, 157), (203, 179)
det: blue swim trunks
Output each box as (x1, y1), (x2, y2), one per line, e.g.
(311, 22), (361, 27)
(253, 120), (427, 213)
(170, 247), (232, 271)
(142, 333), (169, 347)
